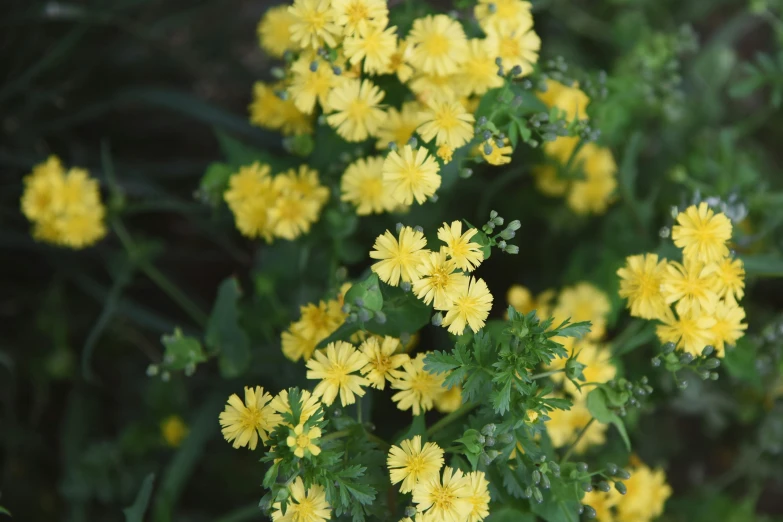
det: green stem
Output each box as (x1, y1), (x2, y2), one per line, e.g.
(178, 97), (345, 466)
(530, 369), (565, 380)
(356, 397), (363, 424)
(561, 418), (595, 464)
(321, 429), (352, 442)
(426, 402), (478, 437)
(366, 432), (390, 449)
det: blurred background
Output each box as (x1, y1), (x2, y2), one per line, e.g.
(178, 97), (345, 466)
(2, 0), (783, 521)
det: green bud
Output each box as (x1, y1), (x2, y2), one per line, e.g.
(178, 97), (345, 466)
(405, 506), (417, 517)
(505, 245), (519, 254)
(679, 352), (694, 364)
(662, 342), (676, 354)
(485, 436), (495, 447)
(615, 481), (627, 495)
(532, 470), (541, 484)
(549, 462), (560, 477)
(597, 481), (611, 492)
(523, 487), (532, 499)
(710, 372), (719, 380)
(606, 462), (618, 475)
(583, 505), (597, 519)
(651, 356), (661, 367)
(615, 469), (631, 480)
(577, 462), (588, 472)
(702, 345), (714, 356)
(704, 358), (720, 370)
(532, 487), (543, 504)
(498, 433), (514, 444)
(582, 482), (593, 492)
(540, 473), (550, 489)
(481, 424), (496, 436)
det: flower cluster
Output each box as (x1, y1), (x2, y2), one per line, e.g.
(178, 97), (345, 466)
(223, 162), (329, 242)
(370, 222), (494, 335)
(618, 203), (747, 356)
(583, 460), (671, 522)
(533, 80), (618, 215)
(281, 294), (347, 362)
(508, 282), (616, 453)
(21, 156), (107, 249)
(387, 436), (491, 522)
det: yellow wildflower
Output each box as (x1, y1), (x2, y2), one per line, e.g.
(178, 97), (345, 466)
(376, 101), (425, 150)
(437, 221), (485, 272)
(306, 341), (369, 406)
(387, 435), (444, 493)
(219, 386), (281, 450)
(656, 309), (717, 356)
(672, 202), (733, 264)
(326, 78), (386, 142)
(617, 254), (669, 320)
(465, 471), (491, 522)
(341, 155), (397, 214)
(538, 79), (590, 121)
(418, 100), (475, 149)
(271, 477), (331, 522)
(370, 226), (429, 285)
(288, 56), (342, 114)
(566, 145), (617, 215)
(710, 299), (747, 356)
(331, 0), (388, 36)
(436, 144), (454, 163)
(257, 5), (297, 57)
(413, 248), (469, 309)
(481, 139), (513, 166)
(287, 423), (322, 458)
(249, 82), (313, 136)
(661, 260), (719, 315)
(550, 340), (617, 396)
(412, 466), (471, 522)
(552, 282), (611, 341)
(160, 415), (188, 447)
(434, 384), (463, 414)
(382, 145), (442, 205)
(406, 15), (468, 76)
(582, 489), (622, 522)
(270, 389), (324, 426)
(460, 39), (505, 96)
(507, 284), (557, 318)
(616, 464), (672, 522)
(441, 277), (494, 335)
(485, 19), (540, 77)
(344, 23), (398, 74)
(704, 256), (745, 301)
(475, 0), (533, 33)
(288, 0), (340, 50)
(391, 353), (446, 415)
(546, 397), (607, 453)
(359, 336), (409, 389)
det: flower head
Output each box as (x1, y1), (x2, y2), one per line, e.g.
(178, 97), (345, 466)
(552, 282), (611, 341)
(461, 39), (505, 96)
(326, 78), (386, 142)
(331, 0), (388, 36)
(257, 6), (297, 57)
(418, 101), (475, 149)
(672, 203), (733, 264)
(582, 489), (622, 522)
(565, 145), (617, 215)
(161, 415), (188, 447)
(485, 19), (540, 77)
(306, 341), (369, 406)
(441, 277), (494, 335)
(538, 79), (590, 121)
(413, 248), (469, 309)
(391, 353), (446, 415)
(359, 336), (409, 389)
(661, 260), (719, 315)
(412, 466), (471, 522)
(382, 145), (442, 205)
(710, 299), (747, 356)
(271, 477), (331, 522)
(287, 423), (322, 458)
(438, 221), (485, 272)
(376, 102), (425, 150)
(507, 284), (556, 318)
(616, 464), (671, 522)
(370, 226), (428, 285)
(550, 340), (616, 396)
(656, 309), (717, 356)
(481, 139), (513, 166)
(344, 23), (398, 74)
(387, 436), (445, 493)
(617, 254), (669, 320)
(704, 256), (745, 301)
(406, 15), (468, 76)
(288, 0), (340, 49)
(474, 0), (533, 33)
(341, 155), (396, 214)
(434, 384), (463, 413)
(219, 386), (281, 450)
(465, 471), (491, 522)
(288, 56), (343, 114)
(270, 388), (324, 426)
(250, 82), (313, 136)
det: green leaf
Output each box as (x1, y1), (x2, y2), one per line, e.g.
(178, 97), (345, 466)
(205, 278), (251, 378)
(456, 428), (484, 454)
(486, 507), (535, 522)
(124, 474), (155, 522)
(531, 479), (581, 522)
(472, 229), (493, 261)
(740, 254), (783, 277)
(586, 389), (630, 451)
(723, 339), (762, 390)
(368, 283), (431, 337)
(198, 162), (233, 207)
(344, 273), (383, 312)
(0, 506), (11, 517)
(394, 413), (426, 443)
(555, 320), (592, 339)
(160, 328), (207, 372)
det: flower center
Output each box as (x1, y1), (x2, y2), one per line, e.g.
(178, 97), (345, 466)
(296, 432), (311, 448)
(348, 99), (371, 120)
(432, 484), (456, 510)
(499, 36), (519, 58)
(241, 407), (262, 431)
(434, 109), (459, 130)
(346, 2), (370, 24)
(423, 34), (449, 56)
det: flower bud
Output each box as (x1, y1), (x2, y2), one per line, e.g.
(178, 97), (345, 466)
(615, 469), (631, 480)
(583, 505), (597, 519)
(702, 345), (714, 356)
(532, 470), (541, 484)
(309, 61), (319, 72)
(582, 482), (593, 492)
(532, 487), (543, 504)
(375, 311), (386, 324)
(400, 282), (412, 292)
(662, 342), (676, 354)
(597, 481), (611, 492)
(484, 436), (495, 447)
(540, 473), (550, 489)
(549, 462), (560, 477)
(505, 245), (519, 254)
(615, 481), (627, 495)
(704, 358), (720, 369)
(577, 462), (588, 472)
(679, 352), (694, 364)
(481, 424), (496, 436)
(498, 433), (514, 444)
(358, 309), (370, 322)
(507, 219), (522, 231)
(405, 506), (417, 518)
(606, 462), (618, 475)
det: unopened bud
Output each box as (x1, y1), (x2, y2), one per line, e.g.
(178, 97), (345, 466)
(481, 424), (496, 436)
(505, 244), (519, 254)
(679, 352), (694, 364)
(375, 311), (386, 324)
(702, 345), (714, 356)
(704, 358), (720, 369)
(615, 481), (627, 495)
(431, 312), (443, 326)
(507, 219), (521, 231)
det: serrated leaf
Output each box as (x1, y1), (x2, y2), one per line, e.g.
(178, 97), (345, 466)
(424, 351), (460, 375)
(205, 278), (251, 378)
(555, 320), (592, 339)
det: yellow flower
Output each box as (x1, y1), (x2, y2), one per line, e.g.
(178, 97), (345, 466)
(288, 56), (343, 114)
(506, 284), (557, 318)
(384, 38), (414, 83)
(546, 397), (607, 452)
(485, 19), (540, 77)
(382, 145), (442, 205)
(406, 15), (468, 76)
(391, 353), (446, 415)
(331, 0), (388, 36)
(436, 144), (454, 163)
(370, 226), (429, 285)
(282, 330), (318, 362)
(616, 464), (671, 522)
(387, 435), (445, 493)
(413, 248), (470, 309)
(532, 165), (569, 197)
(441, 277), (494, 335)
(418, 100), (475, 149)
(566, 145), (617, 215)
(287, 423), (322, 458)
(271, 477), (331, 522)
(465, 471), (491, 522)
(481, 139), (513, 165)
(710, 299), (747, 356)
(306, 341), (369, 406)
(278, 165), (330, 207)
(435, 384), (463, 414)
(298, 300), (345, 341)
(21, 158), (107, 249)
(703, 256), (745, 301)
(344, 23), (398, 74)
(341, 155), (396, 214)
(661, 260), (719, 315)
(376, 101), (426, 150)
(288, 0), (340, 49)
(656, 309), (717, 356)
(268, 191), (315, 240)
(460, 39), (505, 96)
(270, 388), (324, 425)
(538, 79), (590, 121)
(359, 336), (409, 389)
(617, 254), (670, 320)
(474, 0), (533, 33)
(160, 415), (188, 447)
(224, 163), (271, 206)
(326, 78), (386, 142)
(582, 489), (622, 522)
(550, 340), (617, 396)
(219, 386), (281, 450)
(249, 82), (314, 136)
(412, 466), (471, 522)
(552, 282), (611, 340)
(672, 202), (733, 264)
(257, 6), (297, 57)
(437, 221), (484, 272)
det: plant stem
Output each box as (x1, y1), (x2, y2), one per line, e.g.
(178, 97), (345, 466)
(356, 397), (363, 424)
(321, 429), (352, 442)
(530, 369), (565, 380)
(561, 418), (595, 464)
(426, 402), (478, 437)
(141, 262), (208, 327)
